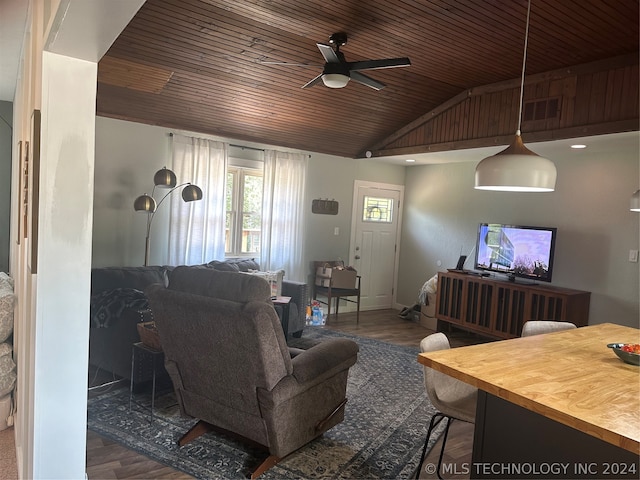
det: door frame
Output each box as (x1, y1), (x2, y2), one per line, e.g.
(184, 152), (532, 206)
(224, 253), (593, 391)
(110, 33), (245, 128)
(349, 180), (405, 311)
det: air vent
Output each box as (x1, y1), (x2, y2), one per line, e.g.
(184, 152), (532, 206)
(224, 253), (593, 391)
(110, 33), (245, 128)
(523, 97), (560, 122)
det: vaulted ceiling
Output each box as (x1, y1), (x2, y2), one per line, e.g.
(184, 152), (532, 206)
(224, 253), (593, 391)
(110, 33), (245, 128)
(96, 0), (639, 159)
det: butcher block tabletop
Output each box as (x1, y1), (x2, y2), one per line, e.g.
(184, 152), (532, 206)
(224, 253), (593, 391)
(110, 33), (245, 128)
(418, 323), (640, 454)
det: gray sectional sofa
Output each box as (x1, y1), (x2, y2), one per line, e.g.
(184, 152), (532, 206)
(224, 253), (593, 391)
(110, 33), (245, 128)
(89, 259), (309, 382)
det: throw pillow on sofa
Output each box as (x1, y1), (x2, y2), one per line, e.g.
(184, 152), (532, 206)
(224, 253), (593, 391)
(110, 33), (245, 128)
(205, 260), (240, 272)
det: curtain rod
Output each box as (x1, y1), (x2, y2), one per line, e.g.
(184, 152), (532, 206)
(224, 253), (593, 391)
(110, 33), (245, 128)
(169, 132), (265, 152)
(230, 144), (265, 152)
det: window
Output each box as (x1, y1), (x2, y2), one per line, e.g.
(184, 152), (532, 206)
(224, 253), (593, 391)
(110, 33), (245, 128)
(225, 165), (263, 256)
(362, 196), (394, 223)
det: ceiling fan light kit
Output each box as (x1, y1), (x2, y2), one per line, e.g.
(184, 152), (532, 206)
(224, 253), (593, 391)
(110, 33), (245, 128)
(288, 32), (410, 90)
(322, 73), (350, 88)
(475, 0), (557, 192)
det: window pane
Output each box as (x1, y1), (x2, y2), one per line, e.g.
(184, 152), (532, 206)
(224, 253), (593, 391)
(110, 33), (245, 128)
(241, 173), (263, 254)
(225, 172), (235, 254)
(362, 196), (393, 223)
(225, 212), (232, 253)
(225, 167), (264, 256)
(243, 174), (263, 222)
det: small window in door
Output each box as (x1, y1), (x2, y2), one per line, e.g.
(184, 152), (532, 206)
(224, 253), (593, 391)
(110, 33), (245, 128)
(362, 196), (393, 223)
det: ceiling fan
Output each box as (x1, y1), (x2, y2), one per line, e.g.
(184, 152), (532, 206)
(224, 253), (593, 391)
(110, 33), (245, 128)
(268, 32), (411, 90)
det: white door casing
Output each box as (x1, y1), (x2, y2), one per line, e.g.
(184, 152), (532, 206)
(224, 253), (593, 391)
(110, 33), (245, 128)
(349, 181), (404, 311)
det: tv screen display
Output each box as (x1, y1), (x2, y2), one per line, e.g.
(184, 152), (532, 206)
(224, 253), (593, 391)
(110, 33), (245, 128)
(474, 223), (557, 282)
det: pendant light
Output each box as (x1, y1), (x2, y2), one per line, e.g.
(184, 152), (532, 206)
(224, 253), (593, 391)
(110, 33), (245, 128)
(475, 0), (557, 192)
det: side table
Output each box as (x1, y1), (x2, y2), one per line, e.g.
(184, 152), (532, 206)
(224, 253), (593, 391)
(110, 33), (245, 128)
(129, 342), (164, 422)
(273, 296), (292, 338)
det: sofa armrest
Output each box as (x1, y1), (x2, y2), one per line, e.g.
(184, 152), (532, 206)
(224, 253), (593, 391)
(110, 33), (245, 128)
(290, 338), (359, 384)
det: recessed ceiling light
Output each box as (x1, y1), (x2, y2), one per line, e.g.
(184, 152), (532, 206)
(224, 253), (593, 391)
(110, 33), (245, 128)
(405, 159), (416, 163)
(571, 144), (587, 149)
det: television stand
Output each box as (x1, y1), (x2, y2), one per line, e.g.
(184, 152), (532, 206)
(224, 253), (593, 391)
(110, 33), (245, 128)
(507, 274), (538, 285)
(435, 271), (591, 339)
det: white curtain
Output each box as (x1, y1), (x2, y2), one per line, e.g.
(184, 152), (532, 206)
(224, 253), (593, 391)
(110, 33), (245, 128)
(261, 150), (308, 281)
(169, 134), (227, 265)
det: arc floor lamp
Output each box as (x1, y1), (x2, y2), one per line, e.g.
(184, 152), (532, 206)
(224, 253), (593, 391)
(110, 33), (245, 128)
(134, 167), (203, 266)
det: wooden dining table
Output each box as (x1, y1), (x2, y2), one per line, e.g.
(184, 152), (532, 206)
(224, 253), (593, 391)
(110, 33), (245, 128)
(418, 323), (640, 479)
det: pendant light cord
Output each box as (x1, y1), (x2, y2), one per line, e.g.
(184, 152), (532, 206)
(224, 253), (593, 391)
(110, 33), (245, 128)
(516, 0), (532, 136)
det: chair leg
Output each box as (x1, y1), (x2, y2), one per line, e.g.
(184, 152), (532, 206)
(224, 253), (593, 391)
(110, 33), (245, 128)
(435, 417), (454, 479)
(415, 412), (446, 479)
(178, 420), (213, 446)
(249, 454), (281, 479)
(356, 292), (360, 324)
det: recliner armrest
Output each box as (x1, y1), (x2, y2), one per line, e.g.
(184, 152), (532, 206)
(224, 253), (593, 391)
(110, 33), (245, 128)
(258, 338), (358, 409)
(291, 338), (359, 384)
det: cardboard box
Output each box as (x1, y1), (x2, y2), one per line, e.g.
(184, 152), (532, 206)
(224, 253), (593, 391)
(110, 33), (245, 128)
(315, 267), (357, 289)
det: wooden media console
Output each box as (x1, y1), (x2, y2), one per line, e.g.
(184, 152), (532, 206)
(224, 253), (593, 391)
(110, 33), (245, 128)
(435, 271), (591, 339)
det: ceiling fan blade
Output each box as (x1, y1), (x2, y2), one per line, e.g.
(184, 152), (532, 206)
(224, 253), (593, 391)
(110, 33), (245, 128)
(350, 71), (386, 90)
(302, 73), (324, 89)
(349, 57), (411, 71)
(317, 43), (340, 63)
(259, 61), (322, 68)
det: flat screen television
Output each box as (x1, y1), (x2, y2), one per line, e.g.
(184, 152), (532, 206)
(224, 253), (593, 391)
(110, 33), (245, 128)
(474, 223), (557, 283)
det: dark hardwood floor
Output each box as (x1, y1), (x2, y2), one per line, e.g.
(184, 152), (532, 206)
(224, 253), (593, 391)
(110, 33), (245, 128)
(85, 309), (481, 479)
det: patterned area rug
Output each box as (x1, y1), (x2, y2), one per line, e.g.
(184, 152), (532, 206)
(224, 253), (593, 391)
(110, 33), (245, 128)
(87, 328), (440, 479)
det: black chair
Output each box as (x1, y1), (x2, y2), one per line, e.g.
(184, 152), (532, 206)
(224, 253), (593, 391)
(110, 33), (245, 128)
(312, 261), (361, 324)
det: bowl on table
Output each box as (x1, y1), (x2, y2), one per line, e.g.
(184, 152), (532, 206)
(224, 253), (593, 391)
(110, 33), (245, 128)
(607, 343), (640, 366)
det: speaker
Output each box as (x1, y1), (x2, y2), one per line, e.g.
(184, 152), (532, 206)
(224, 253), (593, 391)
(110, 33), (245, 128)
(455, 255), (467, 271)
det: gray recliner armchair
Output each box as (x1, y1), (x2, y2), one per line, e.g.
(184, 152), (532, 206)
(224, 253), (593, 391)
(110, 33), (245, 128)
(146, 266), (359, 478)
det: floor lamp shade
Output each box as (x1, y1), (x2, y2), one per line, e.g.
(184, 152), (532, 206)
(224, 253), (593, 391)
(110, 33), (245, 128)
(154, 167), (177, 188)
(631, 190), (640, 212)
(475, 134), (557, 192)
(182, 184), (203, 202)
(133, 194), (156, 212)
(134, 169), (203, 265)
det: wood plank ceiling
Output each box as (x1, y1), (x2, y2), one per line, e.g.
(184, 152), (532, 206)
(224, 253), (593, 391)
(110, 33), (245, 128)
(97, 0), (639, 159)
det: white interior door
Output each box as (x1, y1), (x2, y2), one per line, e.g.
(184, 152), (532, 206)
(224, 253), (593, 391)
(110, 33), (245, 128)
(350, 181), (403, 311)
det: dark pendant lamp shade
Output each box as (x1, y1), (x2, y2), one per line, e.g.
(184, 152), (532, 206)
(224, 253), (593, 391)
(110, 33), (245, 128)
(133, 194), (156, 212)
(154, 167), (177, 188)
(182, 184), (203, 202)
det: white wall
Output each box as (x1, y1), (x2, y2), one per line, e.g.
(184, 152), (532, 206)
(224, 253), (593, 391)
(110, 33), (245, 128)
(398, 132), (640, 328)
(32, 51), (97, 479)
(93, 118), (173, 267)
(93, 116), (407, 279)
